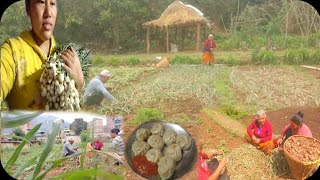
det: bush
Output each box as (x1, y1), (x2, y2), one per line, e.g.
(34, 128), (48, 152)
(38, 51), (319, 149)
(131, 108), (164, 125)
(171, 55), (200, 64)
(251, 49), (279, 64)
(128, 56), (141, 66)
(284, 49), (311, 65)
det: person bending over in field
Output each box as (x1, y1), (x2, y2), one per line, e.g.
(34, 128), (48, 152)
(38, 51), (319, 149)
(1, 0), (84, 110)
(245, 110), (274, 155)
(62, 137), (77, 157)
(82, 69), (116, 106)
(198, 143), (229, 180)
(274, 111), (312, 152)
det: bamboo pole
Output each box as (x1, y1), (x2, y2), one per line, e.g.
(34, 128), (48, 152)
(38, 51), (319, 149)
(196, 23), (201, 51)
(146, 26), (150, 54)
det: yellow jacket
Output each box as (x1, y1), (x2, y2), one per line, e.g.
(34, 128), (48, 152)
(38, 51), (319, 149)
(1, 31), (56, 110)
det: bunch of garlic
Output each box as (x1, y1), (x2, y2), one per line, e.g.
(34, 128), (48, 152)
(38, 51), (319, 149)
(40, 53), (81, 111)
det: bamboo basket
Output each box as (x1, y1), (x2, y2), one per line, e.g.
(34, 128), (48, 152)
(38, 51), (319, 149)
(283, 135), (320, 180)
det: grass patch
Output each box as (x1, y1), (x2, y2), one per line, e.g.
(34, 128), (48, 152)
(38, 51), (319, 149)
(220, 105), (248, 120)
(284, 48), (312, 65)
(130, 108), (165, 125)
(251, 49), (279, 65)
(171, 55), (201, 64)
(128, 56), (141, 66)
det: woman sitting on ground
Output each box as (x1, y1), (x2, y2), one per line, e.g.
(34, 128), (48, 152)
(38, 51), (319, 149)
(245, 110), (274, 155)
(197, 143), (229, 180)
(274, 111), (312, 151)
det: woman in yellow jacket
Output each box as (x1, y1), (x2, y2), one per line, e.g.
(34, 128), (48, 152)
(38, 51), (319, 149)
(1, 0), (84, 110)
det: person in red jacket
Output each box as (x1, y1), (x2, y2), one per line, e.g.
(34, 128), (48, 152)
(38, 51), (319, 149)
(202, 34), (216, 65)
(93, 137), (104, 151)
(245, 110), (274, 155)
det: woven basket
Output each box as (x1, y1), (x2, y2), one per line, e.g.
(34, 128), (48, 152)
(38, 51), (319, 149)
(283, 135), (320, 180)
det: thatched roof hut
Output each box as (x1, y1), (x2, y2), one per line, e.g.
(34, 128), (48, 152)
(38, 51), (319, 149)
(143, 0), (208, 53)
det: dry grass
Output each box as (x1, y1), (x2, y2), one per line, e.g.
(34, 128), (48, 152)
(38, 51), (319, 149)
(226, 144), (293, 180)
(230, 66), (320, 110)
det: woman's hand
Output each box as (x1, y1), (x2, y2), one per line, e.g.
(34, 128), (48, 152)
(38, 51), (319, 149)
(60, 48), (84, 90)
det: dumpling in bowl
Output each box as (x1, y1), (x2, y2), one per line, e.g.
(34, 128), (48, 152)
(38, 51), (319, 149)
(176, 134), (192, 151)
(163, 129), (177, 146)
(147, 134), (165, 149)
(146, 148), (162, 163)
(158, 156), (176, 180)
(132, 140), (150, 156)
(165, 144), (182, 162)
(136, 128), (150, 141)
(150, 123), (164, 136)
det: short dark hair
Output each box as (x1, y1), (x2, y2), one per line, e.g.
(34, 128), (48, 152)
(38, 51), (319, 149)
(291, 111), (303, 126)
(111, 128), (120, 134)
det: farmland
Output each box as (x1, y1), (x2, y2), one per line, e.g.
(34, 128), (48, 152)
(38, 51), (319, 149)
(82, 50), (320, 179)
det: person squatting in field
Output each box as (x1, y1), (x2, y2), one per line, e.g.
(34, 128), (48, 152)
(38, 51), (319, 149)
(1, 0), (84, 110)
(274, 111), (312, 152)
(62, 137), (77, 157)
(245, 110), (274, 155)
(202, 34), (216, 65)
(82, 69), (116, 106)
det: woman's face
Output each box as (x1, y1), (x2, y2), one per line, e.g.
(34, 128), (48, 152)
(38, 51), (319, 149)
(28, 0), (57, 43)
(289, 120), (300, 131)
(257, 114), (266, 124)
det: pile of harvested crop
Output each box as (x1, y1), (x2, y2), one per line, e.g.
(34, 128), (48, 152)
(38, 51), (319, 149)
(284, 136), (320, 163)
(40, 43), (91, 111)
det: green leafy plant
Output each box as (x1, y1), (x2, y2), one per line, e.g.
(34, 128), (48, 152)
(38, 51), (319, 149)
(251, 49), (279, 64)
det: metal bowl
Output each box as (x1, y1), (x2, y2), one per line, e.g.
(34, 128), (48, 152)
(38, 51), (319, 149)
(125, 121), (197, 180)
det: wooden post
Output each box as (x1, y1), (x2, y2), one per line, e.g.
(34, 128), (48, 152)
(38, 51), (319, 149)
(146, 26), (150, 54)
(166, 27), (170, 53)
(196, 23), (201, 51)
(181, 28), (184, 51)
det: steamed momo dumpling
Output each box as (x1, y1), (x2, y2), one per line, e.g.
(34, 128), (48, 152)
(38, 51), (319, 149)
(163, 129), (177, 146)
(136, 128), (150, 141)
(165, 144), (182, 162)
(158, 156), (176, 180)
(147, 135), (165, 149)
(150, 123), (164, 136)
(132, 140), (150, 156)
(146, 148), (162, 163)
(176, 134), (192, 151)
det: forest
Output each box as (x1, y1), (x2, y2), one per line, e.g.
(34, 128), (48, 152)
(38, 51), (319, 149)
(0, 0), (319, 53)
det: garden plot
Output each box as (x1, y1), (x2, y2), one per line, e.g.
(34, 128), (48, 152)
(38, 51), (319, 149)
(231, 66), (320, 109)
(100, 65), (231, 114)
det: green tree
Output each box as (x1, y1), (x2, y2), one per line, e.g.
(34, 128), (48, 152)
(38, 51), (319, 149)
(70, 118), (87, 135)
